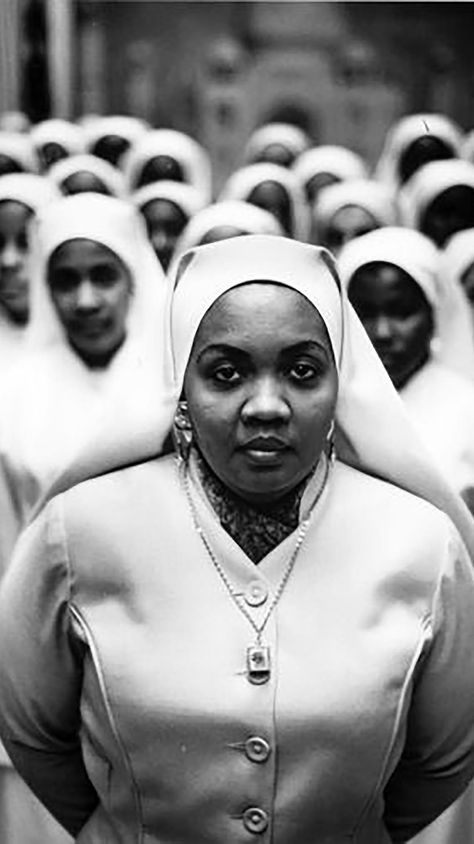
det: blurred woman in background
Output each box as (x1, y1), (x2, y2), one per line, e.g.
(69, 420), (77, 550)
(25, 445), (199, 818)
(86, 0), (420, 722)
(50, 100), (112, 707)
(292, 144), (368, 205)
(30, 119), (86, 172)
(243, 121), (310, 168)
(84, 115), (149, 167)
(47, 153), (127, 197)
(312, 178), (398, 253)
(123, 128), (212, 201)
(0, 132), (38, 176)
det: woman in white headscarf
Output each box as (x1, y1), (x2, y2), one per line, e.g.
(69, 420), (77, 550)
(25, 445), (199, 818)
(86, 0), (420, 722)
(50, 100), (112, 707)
(131, 180), (207, 272)
(220, 162), (310, 241)
(171, 199), (283, 266)
(292, 144), (368, 205)
(47, 153), (127, 198)
(375, 113), (463, 189)
(243, 122), (310, 168)
(123, 128), (212, 200)
(30, 118), (86, 172)
(400, 159), (474, 248)
(440, 228), (474, 339)
(312, 178), (399, 254)
(1, 235), (474, 843)
(0, 173), (60, 386)
(339, 226), (474, 502)
(84, 115), (149, 167)
(0, 131), (38, 175)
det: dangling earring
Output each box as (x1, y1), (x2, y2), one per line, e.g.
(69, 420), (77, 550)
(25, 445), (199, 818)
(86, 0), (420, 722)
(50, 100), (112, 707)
(326, 419), (336, 464)
(173, 400), (193, 464)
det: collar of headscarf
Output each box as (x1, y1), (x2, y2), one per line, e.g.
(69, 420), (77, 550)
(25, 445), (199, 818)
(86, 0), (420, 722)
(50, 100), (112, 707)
(244, 123), (310, 165)
(0, 173), (61, 211)
(399, 159), (474, 229)
(338, 225), (474, 383)
(219, 163), (310, 241)
(0, 131), (38, 172)
(30, 119), (86, 157)
(292, 145), (368, 187)
(41, 234), (474, 562)
(47, 154), (127, 198)
(375, 113), (463, 188)
(122, 129), (212, 200)
(314, 179), (399, 231)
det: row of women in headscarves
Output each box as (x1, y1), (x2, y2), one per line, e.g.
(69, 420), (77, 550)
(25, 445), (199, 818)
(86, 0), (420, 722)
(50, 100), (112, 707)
(2, 109), (474, 842)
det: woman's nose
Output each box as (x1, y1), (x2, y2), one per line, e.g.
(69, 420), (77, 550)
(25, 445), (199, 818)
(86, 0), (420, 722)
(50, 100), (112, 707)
(372, 314), (393, 341)
(76, 279), (100, 309)
(0, 241), (21, 269)
(242, 377), (291, 422)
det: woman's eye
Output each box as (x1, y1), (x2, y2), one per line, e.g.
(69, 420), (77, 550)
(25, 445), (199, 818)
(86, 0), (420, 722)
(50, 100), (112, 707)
(90, 264), (119, 286)
(290, 362), (318, 381)
(213, 364), (240, 384)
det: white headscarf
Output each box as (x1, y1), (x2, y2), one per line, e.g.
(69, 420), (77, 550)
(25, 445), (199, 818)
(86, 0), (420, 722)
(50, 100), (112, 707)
(0, 193), (166, 521)
(123, 129), (212, 200)
(338, 226), (474, 382)
(84, 115), (149, 157)
(400, 159), (474, 230)
(244, 122), (310, 165)
(0, 132), (38, 173)
(171, 200), (283, 265)
(292, 145), (368, 189)
(0, 112), (30, 134)
(41, 234), (474, 559)
(375, 113), (463, 188)
(219, 163), (310, 241)
(314, 179), (399, 234)
(30, 119), (86, 158)
(47, 153), (127, 198)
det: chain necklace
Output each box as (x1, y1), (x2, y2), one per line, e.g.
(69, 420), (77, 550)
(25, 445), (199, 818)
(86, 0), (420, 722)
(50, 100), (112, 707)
(180, 453), (331, 685)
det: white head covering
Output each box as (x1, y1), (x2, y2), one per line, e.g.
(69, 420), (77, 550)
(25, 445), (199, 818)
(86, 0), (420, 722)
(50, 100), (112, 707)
(292, 146), (368, 189)
(219, 163), (310, 241)
(0, 132), (38, 173)
(314, 179), (399, 234)
(30, 119), (86, 158)
(375, 113), (463, 188)
(0, 192), (166, 523)
(131, 179), (208, 222)
(47, 153), (126, 198)
(338, 226), (474, 381)
(399, 159), (474, 230)
(171, 200), (283, 264)
(461, 130), (474, 164)
(123, 129), (212, 200)
(0, 173), (61, 212)
(244, 123), (310, 165)
(0, 112), (30, 134)
(41, 234), (474, 559)
(84, 115), (149, 157)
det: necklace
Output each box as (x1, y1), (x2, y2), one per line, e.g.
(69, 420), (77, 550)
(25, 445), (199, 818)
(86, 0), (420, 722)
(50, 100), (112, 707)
(180, 454), (331, 685)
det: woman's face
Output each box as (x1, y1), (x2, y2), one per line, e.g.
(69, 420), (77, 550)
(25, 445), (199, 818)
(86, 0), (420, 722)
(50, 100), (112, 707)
(323, 205), (378, 255)
(137, 155), (184, 189)
(39, 142), (68, 171)
(141, 198), (188, 270)
(349, 262), (434, 389)
(398, 135), (454, 185)
(420, 185), (474, 247)
(0, 200), (32, 324)
(184, 282), (338, 505)
(47, 238), (132, 366)
(62, 171), (111, 196)
(248, 180), (292, 235)
(92, 135), (130, 167)
(254, 142), (295, 168)
(461, 261), (474, 306)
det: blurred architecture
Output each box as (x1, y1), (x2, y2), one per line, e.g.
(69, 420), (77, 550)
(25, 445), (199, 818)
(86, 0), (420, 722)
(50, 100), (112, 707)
(2, 2), (474, 187)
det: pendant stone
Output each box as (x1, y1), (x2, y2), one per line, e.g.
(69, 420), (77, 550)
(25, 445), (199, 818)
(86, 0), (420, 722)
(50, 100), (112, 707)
(246, 644), (271, 684)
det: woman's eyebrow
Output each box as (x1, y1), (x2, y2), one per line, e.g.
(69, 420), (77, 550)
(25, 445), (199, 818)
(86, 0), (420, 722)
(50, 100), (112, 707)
(196, 343), (250, 363)
(280, 340), (331, 360)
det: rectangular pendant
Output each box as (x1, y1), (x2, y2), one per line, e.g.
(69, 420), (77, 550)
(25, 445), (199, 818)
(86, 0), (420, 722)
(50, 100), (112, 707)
(246, 644), (271, 685)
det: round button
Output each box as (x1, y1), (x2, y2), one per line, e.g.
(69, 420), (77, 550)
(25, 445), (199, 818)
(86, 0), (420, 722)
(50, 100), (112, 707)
(245, 736), (271, 763)
(242, 807), (269, 834)
(245, 580), (268, 607)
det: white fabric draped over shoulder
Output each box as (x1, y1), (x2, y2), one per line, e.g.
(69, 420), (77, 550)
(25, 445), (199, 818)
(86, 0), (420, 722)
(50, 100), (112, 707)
(42, 234), (474, 563)
(399, 159), (474, 230)
(0, 131), (38, 173)
(313, 179), (399, 234)
(375, 113), (463, 189)
(219, 163), (310, 241)
(30, 119), (86, 158)
(170, 200), (283, 268)
(47, 153), (127, 198)
(243, 122), (310, 165)
(292, 145), (368, 189)
(122, 129), (213, 200)
(0, 192), (167, 573)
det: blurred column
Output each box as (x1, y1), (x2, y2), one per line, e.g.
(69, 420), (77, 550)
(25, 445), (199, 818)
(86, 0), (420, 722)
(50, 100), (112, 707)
(46, 0), (74, 117)
(0, 0), (21, 112)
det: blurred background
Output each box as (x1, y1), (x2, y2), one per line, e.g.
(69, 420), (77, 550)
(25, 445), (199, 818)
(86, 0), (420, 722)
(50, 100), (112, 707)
(2, 1), (474, 189)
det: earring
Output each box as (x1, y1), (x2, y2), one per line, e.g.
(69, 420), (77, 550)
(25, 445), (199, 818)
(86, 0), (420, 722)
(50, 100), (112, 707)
(326, 419), (336, 464)
(173, 400), (193, 464)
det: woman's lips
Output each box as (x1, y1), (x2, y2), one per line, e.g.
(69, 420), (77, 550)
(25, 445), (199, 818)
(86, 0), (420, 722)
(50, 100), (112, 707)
(240, 437), (289, 465)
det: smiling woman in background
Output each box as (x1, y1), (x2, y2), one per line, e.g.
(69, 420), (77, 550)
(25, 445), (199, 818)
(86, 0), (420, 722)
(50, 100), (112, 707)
(1, 236), (474, 843)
